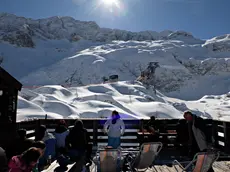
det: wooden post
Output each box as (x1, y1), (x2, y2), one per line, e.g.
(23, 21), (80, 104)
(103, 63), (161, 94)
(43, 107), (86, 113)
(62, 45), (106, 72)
(44, 114), (47, 126)
(139, 119), (145, 146)
(93, 120), (98, 146)
(223, 122), (230, 153)
(212, 120), (218, 148)
(34, 119), (41, 141)
(139, 119), (144, 131)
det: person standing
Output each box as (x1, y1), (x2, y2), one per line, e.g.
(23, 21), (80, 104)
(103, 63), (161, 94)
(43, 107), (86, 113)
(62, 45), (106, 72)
(104, 110), (125, 149)
(54, 120), (69, 154)
(184, 111), (214, 172)
(65, 119), (92, 171)
(66, 119), (89, 160)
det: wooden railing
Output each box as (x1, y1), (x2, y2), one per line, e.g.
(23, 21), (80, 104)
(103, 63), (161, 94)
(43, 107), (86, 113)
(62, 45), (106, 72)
(16, 118), (230, 153)
(212, 120), (230, 153)
(18, 118), (142, 147)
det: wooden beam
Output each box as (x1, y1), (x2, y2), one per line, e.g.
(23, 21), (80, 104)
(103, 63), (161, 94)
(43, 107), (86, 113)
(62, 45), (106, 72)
(223, 122), (230, 153)
(93, 120), (98, 146)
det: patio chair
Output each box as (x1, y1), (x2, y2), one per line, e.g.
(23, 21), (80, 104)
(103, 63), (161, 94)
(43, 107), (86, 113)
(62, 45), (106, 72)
(97, 148), (121, 172)
(173, 151), (219, 172)
(127, 142), (163, 172)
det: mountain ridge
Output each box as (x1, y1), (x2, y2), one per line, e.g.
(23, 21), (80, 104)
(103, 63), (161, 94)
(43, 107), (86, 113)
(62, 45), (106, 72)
(0, 12), (202, 47)
(0, 13), (230, 100)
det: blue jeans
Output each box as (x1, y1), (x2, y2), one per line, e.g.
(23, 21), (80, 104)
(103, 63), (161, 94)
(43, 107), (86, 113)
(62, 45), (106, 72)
(108, 136), (121, 149)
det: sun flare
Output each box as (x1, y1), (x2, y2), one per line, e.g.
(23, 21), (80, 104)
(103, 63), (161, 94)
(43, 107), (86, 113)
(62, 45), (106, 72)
(101, 0), (119, 6)
(96, 0), (124, 15)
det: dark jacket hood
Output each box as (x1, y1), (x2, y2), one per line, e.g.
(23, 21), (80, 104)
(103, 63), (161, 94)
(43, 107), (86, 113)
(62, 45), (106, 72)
(55, 125), (68, 133)
(74, 119), (84, 130)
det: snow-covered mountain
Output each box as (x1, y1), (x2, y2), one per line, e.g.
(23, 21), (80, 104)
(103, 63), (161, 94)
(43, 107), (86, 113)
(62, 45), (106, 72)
(0, 12), (202, 47)
(18, 81), (230, 122)
(0, 13), (230, 100)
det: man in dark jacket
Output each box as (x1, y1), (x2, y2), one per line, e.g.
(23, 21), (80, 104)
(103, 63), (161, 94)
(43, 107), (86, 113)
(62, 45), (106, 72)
(66, 119), (91, 162)
(0, 147), (8, 172)
(184, 111), (209, 151)
(184, 111), (214, 172)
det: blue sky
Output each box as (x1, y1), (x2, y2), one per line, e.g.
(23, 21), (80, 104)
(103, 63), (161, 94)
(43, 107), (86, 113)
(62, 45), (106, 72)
(0, 0), (229, 39)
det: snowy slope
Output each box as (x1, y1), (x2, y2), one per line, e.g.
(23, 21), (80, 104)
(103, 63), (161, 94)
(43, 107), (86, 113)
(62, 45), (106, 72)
(17, 81), (230, 122)
(19, 40), (230, 100)
(0, 13), (230, 100)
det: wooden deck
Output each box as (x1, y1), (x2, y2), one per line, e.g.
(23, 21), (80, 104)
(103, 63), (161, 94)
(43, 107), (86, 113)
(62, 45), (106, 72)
(40, 160), (230, 172)
(88, 161), (230, 172)
(16, 118), (230, 172)
(148, 161), (230, 172)
(88, 147), (230, 172)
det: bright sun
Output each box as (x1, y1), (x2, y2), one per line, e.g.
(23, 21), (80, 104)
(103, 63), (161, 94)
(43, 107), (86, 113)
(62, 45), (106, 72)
(97, 0), (122, 13)
(102, 0), (119, 6)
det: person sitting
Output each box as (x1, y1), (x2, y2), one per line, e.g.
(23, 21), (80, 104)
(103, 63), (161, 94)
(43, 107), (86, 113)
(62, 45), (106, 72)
(0, 147), (8, 172)
(142, 116), (158, 133)
(54, 120), (69, 155)
(104, 110), (125, 149)
(31, 141), (46, 171)
(142, 116), (159, 142)
(6, 129), (34, 160)
(35, 125), (56, 168)
(8, 147), (41, 172)
(66, 119), (89, 161)
(17, 129), (35, 155)
(32, 141), (46, 157)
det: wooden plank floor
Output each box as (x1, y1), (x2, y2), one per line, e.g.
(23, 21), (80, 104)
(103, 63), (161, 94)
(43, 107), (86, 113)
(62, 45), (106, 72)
(147, 162), (230, 172)
(89, 161), (230, 172)
(42, 160), (76, 172)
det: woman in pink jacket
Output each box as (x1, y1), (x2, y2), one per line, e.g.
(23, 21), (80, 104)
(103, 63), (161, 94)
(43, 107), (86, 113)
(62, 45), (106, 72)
(8, 147), (41, 172)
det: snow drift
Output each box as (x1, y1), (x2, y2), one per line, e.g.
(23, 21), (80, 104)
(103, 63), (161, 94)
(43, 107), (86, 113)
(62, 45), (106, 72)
(17, 81), (230, 122)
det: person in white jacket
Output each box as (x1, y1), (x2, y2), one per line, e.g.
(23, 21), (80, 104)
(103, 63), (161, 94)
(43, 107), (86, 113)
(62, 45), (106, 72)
(104, 110), (125, 148)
